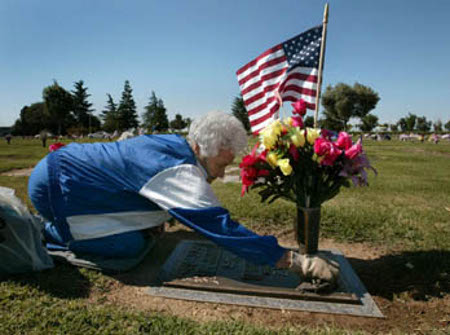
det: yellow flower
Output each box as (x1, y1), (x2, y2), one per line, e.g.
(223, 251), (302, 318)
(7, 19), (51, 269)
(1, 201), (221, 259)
(262, 129), (278, 149)
(290, 129), (305, 147)
(277, 158), (293, 176)
(266, 152), (279, 168)
(270, 119), (283, 136)
(285, 117), (294, 127)
(306, 128), (320, 145)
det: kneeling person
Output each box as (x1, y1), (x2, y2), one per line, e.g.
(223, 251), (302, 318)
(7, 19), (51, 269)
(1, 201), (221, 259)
(28, 112), (339, 283)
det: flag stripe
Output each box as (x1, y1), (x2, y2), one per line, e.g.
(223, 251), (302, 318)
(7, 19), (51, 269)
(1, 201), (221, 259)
(282, 84), (316, 98)
(243, 83), (279, 106)
(236, 45), (283, 77)
(249, 99), (279, 122)
(247, 96), (278, 116)
(239, 62), (287, 92)
(241, 67), (287, 98)
(238, 55), (287, 86)
(281, 88), (316, 104)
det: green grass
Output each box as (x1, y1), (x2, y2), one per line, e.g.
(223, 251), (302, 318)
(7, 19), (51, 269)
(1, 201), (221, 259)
(0, 269), (358, 335)
(216, 139), (450, 251)
(1, 138), (449, 334)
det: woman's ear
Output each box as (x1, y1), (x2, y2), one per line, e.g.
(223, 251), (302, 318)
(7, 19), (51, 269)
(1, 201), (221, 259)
(193, 143), (201, 156)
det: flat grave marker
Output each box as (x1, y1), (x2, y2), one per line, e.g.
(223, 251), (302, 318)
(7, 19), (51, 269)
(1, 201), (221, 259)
(147, 240), (384, 318)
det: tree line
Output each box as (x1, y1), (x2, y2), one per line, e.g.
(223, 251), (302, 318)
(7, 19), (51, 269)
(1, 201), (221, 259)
(12, 80), (449, 136)
(12, 80), (190, 136)
(231, 82), (450, 133)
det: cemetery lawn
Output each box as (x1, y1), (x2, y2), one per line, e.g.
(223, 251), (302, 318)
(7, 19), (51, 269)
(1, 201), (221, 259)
(0, 138), (449, 334)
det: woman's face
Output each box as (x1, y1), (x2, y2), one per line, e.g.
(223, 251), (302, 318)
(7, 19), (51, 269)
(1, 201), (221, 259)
(204, 149), (235, 180)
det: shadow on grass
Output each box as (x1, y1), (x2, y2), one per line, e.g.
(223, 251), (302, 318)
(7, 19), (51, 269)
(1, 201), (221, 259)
(348, 250), (449, 301)
(0, 262), (92, 299)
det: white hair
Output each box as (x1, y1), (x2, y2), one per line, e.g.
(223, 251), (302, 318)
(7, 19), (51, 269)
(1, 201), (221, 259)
(187, 111), (248, 157)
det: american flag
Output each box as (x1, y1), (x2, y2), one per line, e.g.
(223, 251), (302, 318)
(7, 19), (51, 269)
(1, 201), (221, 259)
(236, 25), (323, 134)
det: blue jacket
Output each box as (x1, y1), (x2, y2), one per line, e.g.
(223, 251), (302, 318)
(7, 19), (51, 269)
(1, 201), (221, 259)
(46, 134), (285, 265)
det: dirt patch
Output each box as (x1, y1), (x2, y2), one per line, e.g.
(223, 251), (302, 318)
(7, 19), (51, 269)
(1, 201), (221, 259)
(97, 226), (449, 334)
(0, 167), (33, 177)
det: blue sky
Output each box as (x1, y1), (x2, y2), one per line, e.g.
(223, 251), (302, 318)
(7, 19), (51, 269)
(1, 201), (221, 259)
(1, 0), (449, 127)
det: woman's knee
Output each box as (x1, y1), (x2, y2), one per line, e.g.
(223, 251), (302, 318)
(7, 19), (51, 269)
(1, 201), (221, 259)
(68, 231), (147, 258)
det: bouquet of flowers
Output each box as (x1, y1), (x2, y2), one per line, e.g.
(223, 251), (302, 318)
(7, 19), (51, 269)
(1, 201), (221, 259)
(239, 99), (376, 209)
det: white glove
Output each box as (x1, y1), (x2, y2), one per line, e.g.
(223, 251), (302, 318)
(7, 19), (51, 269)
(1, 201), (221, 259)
(289, 252), (340, 283)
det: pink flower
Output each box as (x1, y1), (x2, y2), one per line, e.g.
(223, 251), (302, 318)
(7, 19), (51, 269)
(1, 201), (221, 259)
(314, 137), (332, 156)
(345, 139), (363, 160)
(321, 145), (342, 166)
(314, 138), (342, 166)
(291, 99), (307, 116)
(49, 142), (65, 152)
(291, 116), (304, 128)
(336, 132), (353, 150)
(289, 143), (300, 162)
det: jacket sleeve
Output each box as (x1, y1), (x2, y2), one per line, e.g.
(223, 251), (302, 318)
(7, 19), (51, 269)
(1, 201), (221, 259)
(139, 164), (286, 266)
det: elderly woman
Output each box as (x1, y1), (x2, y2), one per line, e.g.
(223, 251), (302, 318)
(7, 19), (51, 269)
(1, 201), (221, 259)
(28, 112), (338, 282)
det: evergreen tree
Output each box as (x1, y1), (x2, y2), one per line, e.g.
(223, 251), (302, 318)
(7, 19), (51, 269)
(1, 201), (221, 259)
(142, 91), (168, 132)
(71, 80), (94, 133)
(231, 96), (250, 132)
(117, 80), (139, 131)
(101, 94), (120, 132)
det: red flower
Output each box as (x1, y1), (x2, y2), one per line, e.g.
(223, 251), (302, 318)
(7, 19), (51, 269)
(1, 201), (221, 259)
(291, 116), (304, 128)
(239, 154), (257, 168)
(291, 99), (307, 116)
(49, 142), (65, 152)
(240, 143), (267, 196)
(257, 169), (270, 177)
(258, 149), (268, 162)
(289, 143), (300, 162)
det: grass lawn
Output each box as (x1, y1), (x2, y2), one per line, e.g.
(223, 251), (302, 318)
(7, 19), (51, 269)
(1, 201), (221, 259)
(0, 137), (449, 334)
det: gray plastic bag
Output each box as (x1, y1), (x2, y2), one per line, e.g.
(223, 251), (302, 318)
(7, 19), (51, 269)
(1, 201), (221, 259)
(0, 186), (54, 275)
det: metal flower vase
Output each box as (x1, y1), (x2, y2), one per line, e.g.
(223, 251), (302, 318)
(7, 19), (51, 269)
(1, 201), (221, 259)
(295, 206), (321, 255)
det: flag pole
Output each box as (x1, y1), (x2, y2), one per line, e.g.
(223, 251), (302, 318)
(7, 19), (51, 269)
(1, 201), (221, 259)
(314, 3), (329, 128)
